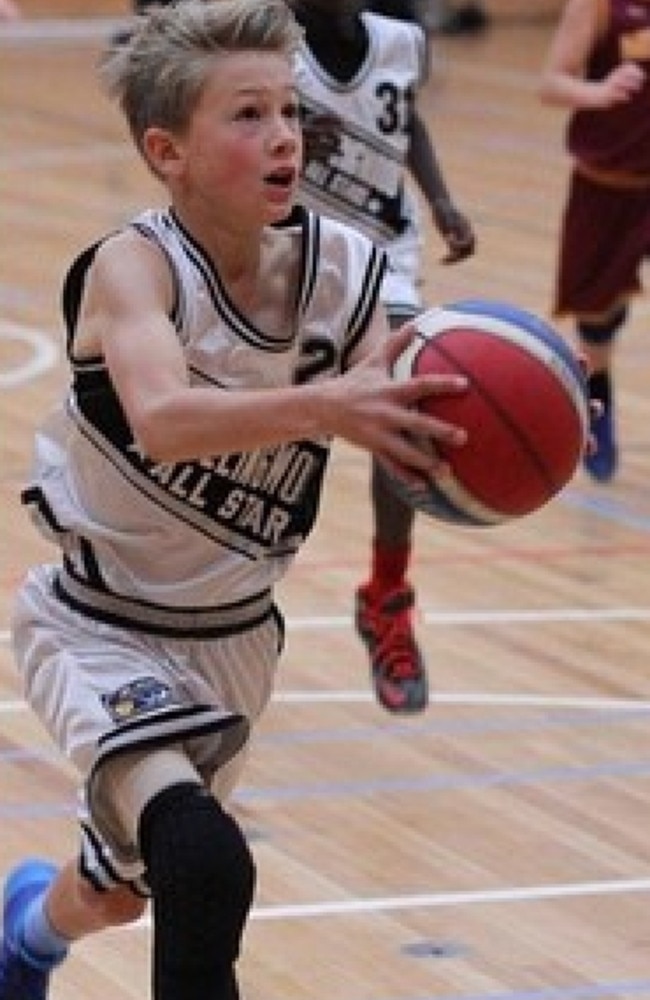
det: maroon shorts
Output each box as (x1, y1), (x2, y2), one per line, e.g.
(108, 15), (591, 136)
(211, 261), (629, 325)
(554, 168), (650, 320)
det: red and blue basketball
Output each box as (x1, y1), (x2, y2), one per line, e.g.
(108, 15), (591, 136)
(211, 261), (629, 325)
(390, 299), (589, 526)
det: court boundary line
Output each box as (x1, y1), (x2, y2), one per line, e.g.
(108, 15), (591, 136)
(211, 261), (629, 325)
(3, 692), (650, 713)
(2, 604), (650, 648)
(116, 875), (650, 930)
(3, 607), (650, 711)
(0, 321), (59, 388)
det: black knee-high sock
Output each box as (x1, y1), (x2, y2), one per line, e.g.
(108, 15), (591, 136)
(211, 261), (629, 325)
(139, 783), (255, 1000)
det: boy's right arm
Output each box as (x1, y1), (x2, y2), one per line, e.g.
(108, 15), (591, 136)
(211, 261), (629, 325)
(407, 109), (475, 264)
(81, 232), (466, 482)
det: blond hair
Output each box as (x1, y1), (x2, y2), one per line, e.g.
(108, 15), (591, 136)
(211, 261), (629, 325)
(101, 0), (302, 153)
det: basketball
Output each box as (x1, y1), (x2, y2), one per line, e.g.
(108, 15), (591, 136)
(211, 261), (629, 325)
(389, 299), (589, 526)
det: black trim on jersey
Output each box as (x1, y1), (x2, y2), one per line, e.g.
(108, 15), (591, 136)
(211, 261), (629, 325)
(79, 823), (124, 893)
(68, 348), (328, 560)
(21, 486), (67, 534)
(62, 225), (183, 363)
(54, 563), (275, 638)
(290, 207), (320, 317)
(95, 705), (246, 753)
(341, 246), (387, 369)
(386, 302), (419, 325)
(62, 242), (102, 358)
(78, 693), (261, 895)
(80, 706), (249, 894)
(271, 602), (286, 656)
(168, 209), (298, 354)
(66, 378), (329, 562)
(76, 539), (107, 591)
(132, 217), (183, 331)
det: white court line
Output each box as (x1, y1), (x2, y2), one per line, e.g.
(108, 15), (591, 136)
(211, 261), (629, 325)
(0, 142), (131, 172)
(238, 876), (650, 920)
(3, 608), (650, 711)
(120, 876), (650, 931)
(0, 323), (59, 388)
(2, 604), (649, 924)
(0, 17), (128, 44)
(3, 692), (650, 713)
(272, 690), (650, 710)
(286, 607), (650, 629)
(0, 701), (27, 714)
(1, 20), (647, 943)
(2, 606), (650, 647)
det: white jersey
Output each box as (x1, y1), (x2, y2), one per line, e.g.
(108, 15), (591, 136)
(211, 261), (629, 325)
(295, 12), (426, 313)
(13, 206), (385, 888)
(22, 206), (386, 639)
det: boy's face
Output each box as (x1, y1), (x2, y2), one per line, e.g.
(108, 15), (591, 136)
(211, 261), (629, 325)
(153, 51), (302, 229)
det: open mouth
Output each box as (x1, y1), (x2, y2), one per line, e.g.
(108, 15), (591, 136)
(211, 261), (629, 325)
(264, 167), (296, 189)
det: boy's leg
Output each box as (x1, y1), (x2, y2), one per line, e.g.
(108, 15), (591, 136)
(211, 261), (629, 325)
(0, 860), (66, 1000)
(355, 308), (429, 714)
(140, 783), (254, 1000)
(0, 859), (144, 1000)
(104, 747), (255, 1000)
(356, 460), (428, 713)
(578, 306), (626, 482)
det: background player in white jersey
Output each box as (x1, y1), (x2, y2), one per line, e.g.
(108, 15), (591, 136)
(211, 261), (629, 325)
(0, 2), (469, 999)
(291, 0), (476, 715)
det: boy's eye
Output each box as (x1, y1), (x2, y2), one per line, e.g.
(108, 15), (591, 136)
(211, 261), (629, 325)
(283, 103), (301, 121)
(236, 105), (261, 121)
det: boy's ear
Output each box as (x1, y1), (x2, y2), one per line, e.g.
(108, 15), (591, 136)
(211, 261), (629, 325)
(142, 127), (184, 177)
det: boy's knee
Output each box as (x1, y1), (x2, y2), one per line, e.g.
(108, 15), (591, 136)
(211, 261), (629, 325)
(578, 305), (627, 346)
(139, 782), (255, 969)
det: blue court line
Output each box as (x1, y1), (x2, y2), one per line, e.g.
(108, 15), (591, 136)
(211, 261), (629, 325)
(0, 802), (75, 820)
(562, 488), (650, 533)
(3, 705), (650, 763)
(377, 979), (650, 1000)
(0, 747), (59, 762)
(3, 755), (650, 818)
(234, 757), (650, 804)
(258, 706), (650, 746)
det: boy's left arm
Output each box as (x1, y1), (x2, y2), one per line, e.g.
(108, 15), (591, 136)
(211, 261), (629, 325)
(407, 108), (476, 264)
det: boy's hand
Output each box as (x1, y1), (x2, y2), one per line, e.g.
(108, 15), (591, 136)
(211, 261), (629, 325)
(325, 325), (468, 486)
(433, 199), (476, 264)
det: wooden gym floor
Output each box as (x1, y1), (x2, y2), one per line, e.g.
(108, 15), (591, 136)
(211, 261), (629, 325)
(1, 2), (650, 997)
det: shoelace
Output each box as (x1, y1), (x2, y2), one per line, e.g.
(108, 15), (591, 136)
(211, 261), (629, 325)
(373, 609), (421, 682)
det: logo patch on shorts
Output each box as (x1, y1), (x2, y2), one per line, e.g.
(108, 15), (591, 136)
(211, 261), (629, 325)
(102, 677), (176, 723)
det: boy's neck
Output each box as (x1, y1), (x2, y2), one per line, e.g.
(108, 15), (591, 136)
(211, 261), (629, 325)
(294, 2), (368, 81)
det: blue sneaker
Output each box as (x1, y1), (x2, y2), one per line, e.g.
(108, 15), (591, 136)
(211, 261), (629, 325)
(0, 861), (65, 1000)
(584, 398), (618, 482)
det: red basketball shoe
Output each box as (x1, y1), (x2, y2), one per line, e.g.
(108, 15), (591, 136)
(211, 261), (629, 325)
(355, 584), (429, 714)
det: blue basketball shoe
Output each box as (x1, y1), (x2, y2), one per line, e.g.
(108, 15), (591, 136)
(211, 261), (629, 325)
(584, 398), (618, 482)
(0, 861), (66, 1000)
